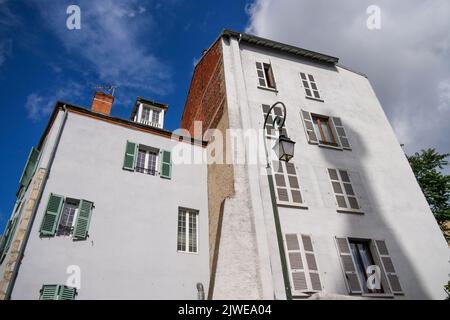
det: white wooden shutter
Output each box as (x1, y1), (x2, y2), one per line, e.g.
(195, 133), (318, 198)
(328, 169), (361, 211)
(301, 234), (322, 292)
(285, 234), (322, 296)
(335, 237), (363, 294)
(285, 234), (308, 295)
(255, 62), (267, 87)
(272, 161), (304, 207)
(373, 240), (403, 295)
(300, 110), (318, 144)
(331, 117), (351, 150)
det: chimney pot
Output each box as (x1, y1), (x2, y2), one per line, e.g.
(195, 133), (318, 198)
(91, 91), (114, 116)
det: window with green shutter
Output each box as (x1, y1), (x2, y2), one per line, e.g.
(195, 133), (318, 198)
(123, 141), (137, 171)
(40, 194), (94, 240)
(39, 284), (77, 300)
(160, 150), (172, 179)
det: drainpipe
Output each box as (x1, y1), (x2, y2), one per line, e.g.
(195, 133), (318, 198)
(5, 105), (69, 300)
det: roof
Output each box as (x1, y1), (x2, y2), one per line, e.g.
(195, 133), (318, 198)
(221, 29), (339, 65)
(38, 101), (207, 150)
(130, 96), (169, 120)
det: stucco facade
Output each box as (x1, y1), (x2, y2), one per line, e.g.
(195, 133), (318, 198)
(1, 106), (209, 300)
(183, 31), (450, 299)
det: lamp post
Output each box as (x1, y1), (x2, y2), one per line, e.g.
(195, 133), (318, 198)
(262, 101), (295, 300)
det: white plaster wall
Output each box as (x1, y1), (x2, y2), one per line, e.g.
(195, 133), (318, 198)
(11, 111), (209, 299)
(222, 38), (449, 299)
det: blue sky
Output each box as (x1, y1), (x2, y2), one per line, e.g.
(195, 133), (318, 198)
(1, 0), (449, 233)
(0, 0), (250, 233)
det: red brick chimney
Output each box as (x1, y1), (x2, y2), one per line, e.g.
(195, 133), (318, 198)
(91, 91), (114, 116)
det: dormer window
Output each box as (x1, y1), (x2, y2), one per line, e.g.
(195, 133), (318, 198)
(141, 106), (161, 127)
(131, 97), (167, 129)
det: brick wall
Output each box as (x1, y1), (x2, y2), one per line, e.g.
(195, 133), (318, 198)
(181, 39), (226, 137)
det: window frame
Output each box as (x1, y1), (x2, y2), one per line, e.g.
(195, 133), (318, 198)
(312, 115), (338, 147)
(256, 61), (277, 91)
(177, 207), (199, 254)
(140, 106), (162, 127)
(56, 198), (80, 237)
(348, 239), (385, 295)
(135, 146), (159, 176)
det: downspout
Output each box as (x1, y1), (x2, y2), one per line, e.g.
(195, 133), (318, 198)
(5, 105), (69, 299)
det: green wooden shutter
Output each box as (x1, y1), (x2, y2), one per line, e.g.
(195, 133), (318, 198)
(39, 194), (64, 236)
(123, 141), (137, 171)
(0, 220), (13, 263)
(59, 285), (77, 300)
(73, 200), (94, 240)
(18, 147), (40, 188)
(160, 150), (172, 179)
(39, 284), (60, 300)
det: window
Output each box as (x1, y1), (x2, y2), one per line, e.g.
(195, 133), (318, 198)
(140, 106), (162, 127)
(177, 208), (198, 253)
(328, 169), (360, 211)
(136, 148), (158, 175)
(256, 62), (276, 89)
(123, 141), (172, 179)
(272, 160), (305, 207)
(335, 237), (404, 296)
(312, 115), (337, 146)
(300, 110), (351, 150)
(300, 72), (321, 100)
(261, 104), (287, 139)
(40, 193), (94, 240)
(284, 234), (322, 296)
(39, 284), (77, 300)
(349, 240), (383, 294)
(57, 199), (79, 236)
(151, 109), (160, 123)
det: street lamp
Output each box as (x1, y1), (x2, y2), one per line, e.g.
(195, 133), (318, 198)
(263, 102), (296, 164)
(273, 134), (296, 162)
(262, 101), (295, 300)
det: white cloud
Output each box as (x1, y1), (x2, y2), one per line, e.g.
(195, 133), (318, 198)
(25, 81), (84, 121)
(245, 0), (450, 156)
(31, 0), (172, 95)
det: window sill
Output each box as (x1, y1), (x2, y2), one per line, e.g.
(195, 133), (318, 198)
(177, 250), (199, 255)
(277, 202), (309, 210)
(257, 85), (278, 93)
(361, 293), (395, 299)
(337, 209), (364, 215)
(305, 96), (324, 103)
(318, 143), (343, 151)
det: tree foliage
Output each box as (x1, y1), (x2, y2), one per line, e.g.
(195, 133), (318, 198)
(407, 149), (450, 241)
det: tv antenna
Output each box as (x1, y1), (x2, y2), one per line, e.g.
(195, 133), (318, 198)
(93, 85), (118, 96)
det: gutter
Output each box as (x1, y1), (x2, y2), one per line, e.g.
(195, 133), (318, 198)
(5, 106), (69, 299)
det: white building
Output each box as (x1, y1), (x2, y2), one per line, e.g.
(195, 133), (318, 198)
(0, 92), (209, 299)
(181, 29), (450, 300)
(0, 29), (448, 300)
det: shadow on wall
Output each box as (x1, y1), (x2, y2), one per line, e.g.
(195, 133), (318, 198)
(318, 122), (433, 299)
